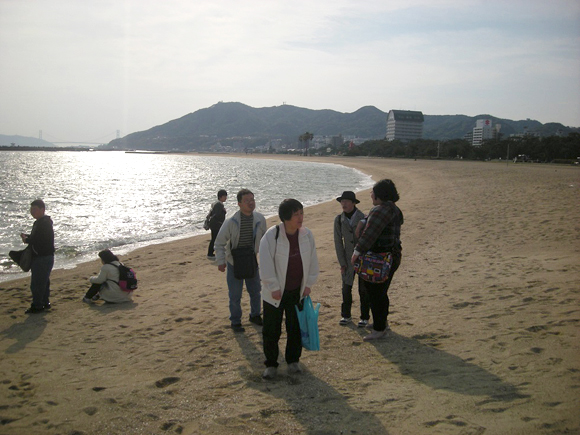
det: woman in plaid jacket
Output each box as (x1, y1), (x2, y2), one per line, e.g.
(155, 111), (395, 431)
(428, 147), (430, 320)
(351, 179), (403, 341)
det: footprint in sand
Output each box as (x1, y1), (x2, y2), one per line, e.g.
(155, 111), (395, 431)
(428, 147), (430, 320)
(155, 377), (180, 388)
(83, 406), (98, 416)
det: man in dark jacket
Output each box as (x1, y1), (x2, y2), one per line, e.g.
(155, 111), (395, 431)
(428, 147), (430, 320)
(207, 189), (227, 260)
(20, 199), (55, 314)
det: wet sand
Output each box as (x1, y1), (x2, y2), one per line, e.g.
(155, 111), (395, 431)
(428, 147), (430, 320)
(0, 156), (579, 434)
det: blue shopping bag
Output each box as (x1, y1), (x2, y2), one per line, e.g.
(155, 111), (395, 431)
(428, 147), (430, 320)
(295, 296), (320, 351)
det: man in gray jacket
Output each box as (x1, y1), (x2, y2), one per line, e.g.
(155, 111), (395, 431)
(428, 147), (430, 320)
(215, 189), (267, 332)
(333, 191), (369, 327)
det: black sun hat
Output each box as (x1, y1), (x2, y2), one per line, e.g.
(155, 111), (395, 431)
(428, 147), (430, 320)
(336, 191), (360, 204)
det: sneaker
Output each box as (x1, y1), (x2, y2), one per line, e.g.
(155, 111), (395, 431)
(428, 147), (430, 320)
(231, 324), (245, 333)
(363, 329), (388, 341)
(262, 367), (277, 379)
(288, 362), (303, 374)
(366, 322), (389, 330)
(339, 317), (352, 325)
(357, 319), (369, 328)
(82, 297), (94, 304)
(249, 315), (263, 326)
(44, 302), (52, 310)
(91, 294), (100, 301)
(24, 305), (44, 314)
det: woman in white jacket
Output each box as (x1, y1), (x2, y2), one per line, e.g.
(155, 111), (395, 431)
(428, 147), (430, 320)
(259, 199), (319, 379)
(82, 250), (133, 304)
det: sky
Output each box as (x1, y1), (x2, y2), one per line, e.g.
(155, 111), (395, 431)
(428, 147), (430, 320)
(1, 0), (579, 144)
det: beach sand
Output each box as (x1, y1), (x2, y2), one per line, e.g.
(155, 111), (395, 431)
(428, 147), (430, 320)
(0, 156), (578, 434)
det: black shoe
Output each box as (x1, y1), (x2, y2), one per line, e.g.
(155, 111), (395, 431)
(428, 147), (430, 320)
(249, 315), (263, 326)
(231, 324), (245, 332)
(44, 303), (51, 310)
(25, 306), (45, 314)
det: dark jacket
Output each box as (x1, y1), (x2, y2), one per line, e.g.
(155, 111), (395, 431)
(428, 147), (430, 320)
(209, 201), (226, 229)
(26, 215), (55, 256)
(355, 202), (403, 254)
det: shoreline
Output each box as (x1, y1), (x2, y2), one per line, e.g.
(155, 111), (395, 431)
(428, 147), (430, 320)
(0, 156), (578, 434)
(0, 154), (373, 284)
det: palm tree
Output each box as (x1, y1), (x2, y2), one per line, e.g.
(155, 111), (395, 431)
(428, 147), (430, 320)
(299, 132), (314, 156)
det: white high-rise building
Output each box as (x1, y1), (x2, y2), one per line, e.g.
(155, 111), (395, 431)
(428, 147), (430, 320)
(386, 110), (424, 141)
(471, 119), (501, 146)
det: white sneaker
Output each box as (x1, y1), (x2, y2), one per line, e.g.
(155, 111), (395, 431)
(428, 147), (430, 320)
(82, 297), (93, 304)
(262, 367), (277, 379)
(288, 362), (303, 374)
(357, 319), (369, 328)
(363, 329), (387, 341)
(339, 317), (352, 325)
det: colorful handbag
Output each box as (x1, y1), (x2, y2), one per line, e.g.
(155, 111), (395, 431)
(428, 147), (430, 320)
(354, 251), (393, 283)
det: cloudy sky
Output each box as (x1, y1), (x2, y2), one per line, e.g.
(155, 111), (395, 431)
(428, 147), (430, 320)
(1, 0), (579, 143)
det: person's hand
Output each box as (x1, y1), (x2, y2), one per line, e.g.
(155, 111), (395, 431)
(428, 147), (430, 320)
(272, 290), (282, 300)
(20, 233), (28, 243)
(340, 266), (346, 275)
(303, 287), (311, 297)
(218, 264), (226, 272)
(351, 253), (359, 266)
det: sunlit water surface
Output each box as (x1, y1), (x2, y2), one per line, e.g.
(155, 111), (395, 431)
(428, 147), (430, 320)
(0, 151), (372, 282)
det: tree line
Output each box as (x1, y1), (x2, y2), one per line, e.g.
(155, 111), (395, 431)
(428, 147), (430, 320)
(341, 133), (580, 162)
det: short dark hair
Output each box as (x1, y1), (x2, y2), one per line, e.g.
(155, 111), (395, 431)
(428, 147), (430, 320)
(373, 179), (400, 203)
(30, 199), (46, 209)
(98, 249), (119, 264)
(237, 188), (253, 203)
(278, 198), (303, 222)
(217, 189), (227, 199)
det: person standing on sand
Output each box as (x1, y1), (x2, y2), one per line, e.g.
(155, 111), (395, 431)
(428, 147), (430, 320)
(259, 199), (319, 379)
(20, 199), (55, 314)
(333, 191), (369, 327)
(215, 189), (266, 332)
(207, 189), (227, 260)
(351, 179), (403, 341)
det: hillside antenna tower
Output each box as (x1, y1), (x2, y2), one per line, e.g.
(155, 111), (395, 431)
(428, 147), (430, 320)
(39, 130), (42, 140)
(116, 130), (120, 139)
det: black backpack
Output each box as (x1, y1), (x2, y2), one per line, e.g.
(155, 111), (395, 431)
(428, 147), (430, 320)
(114, 264), (138, 292)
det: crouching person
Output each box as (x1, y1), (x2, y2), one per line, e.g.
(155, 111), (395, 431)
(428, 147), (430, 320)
(83, 250), (133, 304)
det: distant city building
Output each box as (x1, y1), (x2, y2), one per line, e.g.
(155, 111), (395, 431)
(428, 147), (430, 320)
(466, 119), (501, 146)
(330, 134), (344, 147)
(386, 110), (424, 141)
(509, 125), (540, 139)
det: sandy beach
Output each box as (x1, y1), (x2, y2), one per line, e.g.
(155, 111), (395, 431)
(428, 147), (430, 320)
(0, 156), (578, 435)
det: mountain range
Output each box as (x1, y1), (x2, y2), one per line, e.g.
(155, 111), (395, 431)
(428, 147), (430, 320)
(0, 134), (56, 148)
(105, 102), (577, 151)
(3, 102), (578, 150)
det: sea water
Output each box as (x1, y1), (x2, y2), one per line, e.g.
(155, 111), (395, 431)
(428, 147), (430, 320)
(0, 151), (373, 282)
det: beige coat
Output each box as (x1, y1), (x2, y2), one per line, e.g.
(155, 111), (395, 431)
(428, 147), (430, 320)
(89, 261), (133, 303)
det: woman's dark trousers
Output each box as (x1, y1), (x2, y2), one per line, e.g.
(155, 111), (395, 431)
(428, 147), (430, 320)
(361, 253), (401, 331)
(84, 283), (102, 299)
(263, 288), (302, 368)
